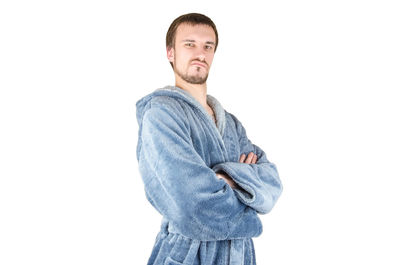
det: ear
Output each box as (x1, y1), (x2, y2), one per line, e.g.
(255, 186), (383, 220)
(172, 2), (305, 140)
(167, 47), (174, 63)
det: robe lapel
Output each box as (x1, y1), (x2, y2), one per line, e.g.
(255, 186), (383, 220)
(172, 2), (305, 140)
(155, 86), (230, 163)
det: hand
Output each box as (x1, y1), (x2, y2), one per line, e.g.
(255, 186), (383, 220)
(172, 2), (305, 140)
(216, 152), (258, 189)
(216, 152), (257, 189)
(216, 172), (239, 189)
(239, 152), (258, 164)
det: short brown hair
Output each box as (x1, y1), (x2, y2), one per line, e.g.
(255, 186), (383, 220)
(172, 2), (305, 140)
(166, 13), (219, 68)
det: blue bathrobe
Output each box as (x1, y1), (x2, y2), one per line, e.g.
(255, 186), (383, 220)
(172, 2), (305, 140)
(136, 86), (282, 265)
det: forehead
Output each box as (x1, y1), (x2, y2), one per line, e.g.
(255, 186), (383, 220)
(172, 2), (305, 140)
(175, 23), (216, 42)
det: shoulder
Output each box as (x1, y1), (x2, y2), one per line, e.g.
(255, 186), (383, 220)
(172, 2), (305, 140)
(149, 95), (190, 117)
(142, 96), (190, 130)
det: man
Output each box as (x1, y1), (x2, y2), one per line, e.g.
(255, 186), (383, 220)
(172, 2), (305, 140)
(136, 13), (282, 265)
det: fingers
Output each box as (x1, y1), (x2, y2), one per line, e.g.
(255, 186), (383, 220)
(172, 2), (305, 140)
(239, 152), (257, 164)
(251, 154), (257, 164)
(245, 152), (254, 164)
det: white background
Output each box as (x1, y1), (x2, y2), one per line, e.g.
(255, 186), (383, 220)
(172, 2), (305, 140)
(1, 0), (399, 264)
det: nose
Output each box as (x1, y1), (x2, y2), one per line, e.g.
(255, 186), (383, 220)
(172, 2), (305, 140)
(197, 53), (205, 61)
(195, 47), (206, 61)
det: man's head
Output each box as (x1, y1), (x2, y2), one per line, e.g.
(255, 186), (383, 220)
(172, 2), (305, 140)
(166, 13), (218, 85)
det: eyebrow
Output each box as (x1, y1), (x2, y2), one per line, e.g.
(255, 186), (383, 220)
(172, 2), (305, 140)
(182, 39), (215, 46)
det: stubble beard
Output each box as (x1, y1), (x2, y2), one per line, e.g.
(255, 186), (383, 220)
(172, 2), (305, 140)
(174, 59), (209, 85)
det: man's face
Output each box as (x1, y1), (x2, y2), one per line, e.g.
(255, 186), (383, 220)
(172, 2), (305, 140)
(167, 23), (216, 85)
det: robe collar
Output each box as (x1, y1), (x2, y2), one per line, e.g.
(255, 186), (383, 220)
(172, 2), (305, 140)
(155, 85), (227, 136)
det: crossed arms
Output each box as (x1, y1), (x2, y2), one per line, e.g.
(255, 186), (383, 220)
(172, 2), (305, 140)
(216, 152), (258, 189)
(137, 104), (282, 240)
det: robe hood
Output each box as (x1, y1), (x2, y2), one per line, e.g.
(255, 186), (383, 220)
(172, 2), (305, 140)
(136, 85), (227, 136)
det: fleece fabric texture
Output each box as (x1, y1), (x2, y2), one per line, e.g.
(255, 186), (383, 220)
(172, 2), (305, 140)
(136, 85), (283, 265)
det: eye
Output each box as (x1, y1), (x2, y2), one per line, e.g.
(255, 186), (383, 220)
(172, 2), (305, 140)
(205, 45), (213, 50)
(185, 43), (194, 47)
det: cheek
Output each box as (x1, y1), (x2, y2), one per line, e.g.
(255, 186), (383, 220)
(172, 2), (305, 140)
(207, 54), (214, 65)
(176, 51), (192, 65)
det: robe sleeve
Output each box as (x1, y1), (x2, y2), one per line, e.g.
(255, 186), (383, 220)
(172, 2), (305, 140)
(211, 114), (283, 214)
(137, 104), (262, 241)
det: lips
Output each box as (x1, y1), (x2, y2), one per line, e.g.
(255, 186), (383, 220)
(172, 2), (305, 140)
(191, 62), (207, 68)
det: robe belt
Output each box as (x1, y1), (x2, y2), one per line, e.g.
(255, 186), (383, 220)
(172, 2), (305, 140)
(165, 221), (245, 265)
(229, 239), (245, 265)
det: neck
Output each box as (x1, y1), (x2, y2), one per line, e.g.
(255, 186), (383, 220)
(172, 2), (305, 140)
(175, 77), (208, 108)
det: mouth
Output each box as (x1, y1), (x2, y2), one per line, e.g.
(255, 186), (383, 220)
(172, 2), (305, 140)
(191, 62), (207, 68)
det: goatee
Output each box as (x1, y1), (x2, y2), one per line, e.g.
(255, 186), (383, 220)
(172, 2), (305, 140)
(174, 60), (209, 84)
(177, 70), (208, 84)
